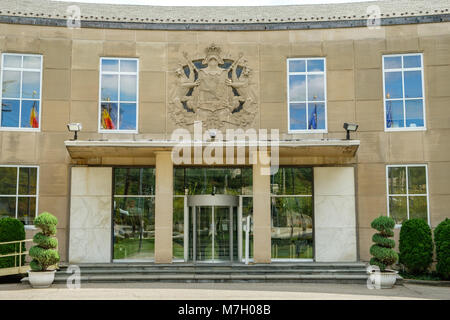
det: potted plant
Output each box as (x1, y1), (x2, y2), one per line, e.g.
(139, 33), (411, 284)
(368, 216), (399, 288)
(27, 212), (60, 288)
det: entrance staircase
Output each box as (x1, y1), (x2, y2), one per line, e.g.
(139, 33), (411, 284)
(49, 262), (370, 284)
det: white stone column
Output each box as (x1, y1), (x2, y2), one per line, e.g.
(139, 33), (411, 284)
(69, 167), (112, 263)
(314, 167), (357, 262)
(252, 153), (271, 263)
(154, 151), (173, 263)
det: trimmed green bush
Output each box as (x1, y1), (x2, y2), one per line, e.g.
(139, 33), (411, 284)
(370, 216), (398, 271)
(0, 218), (26, 269)
(434, 218), (450, 280)
(29, 212), (59, 271)
(399, 219), (433, 274)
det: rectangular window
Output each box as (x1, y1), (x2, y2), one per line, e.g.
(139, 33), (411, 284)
(386, 165), (429, 226)
(99, 58), (138, 132)
(0, 54), (42, 130)
(271, 167), (313, 260)
(0, 165), (39, 225)
(113, 168), (155, 261)
(287, 58), (327, 132)
(383, 54), (426, 131)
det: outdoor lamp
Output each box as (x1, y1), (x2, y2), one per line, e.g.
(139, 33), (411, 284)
(343, 123), (358, 140)
(67, 123), (82, 140)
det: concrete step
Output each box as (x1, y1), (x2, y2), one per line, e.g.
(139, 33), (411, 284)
(44, 262), (369, 284)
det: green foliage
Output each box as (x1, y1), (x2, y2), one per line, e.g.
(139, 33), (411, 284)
(0, 218), (25, 269)
(434, 218), (450, 280)
(29, 212), (59, 271)
(34, 212), (58, 236)
(370, 216), (398, 272)
(399, 219), (433, 274)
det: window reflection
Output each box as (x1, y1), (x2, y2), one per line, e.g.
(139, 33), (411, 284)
(100, 58), (138, 131)
(288, 58), (326, 131)
(1, 54), (41, 129)
(383, 54), (425, 129)
(113, 168), (156, 261)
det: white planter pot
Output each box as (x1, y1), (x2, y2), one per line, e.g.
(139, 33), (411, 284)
(368, 270), (397, 289)
(28, 270), (56, 288)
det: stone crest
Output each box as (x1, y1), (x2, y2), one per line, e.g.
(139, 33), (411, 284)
(169, 44), (257, 130)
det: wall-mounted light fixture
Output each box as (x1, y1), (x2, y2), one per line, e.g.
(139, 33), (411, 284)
(67, 123), (82, 140)
(343, 123), (358, 140)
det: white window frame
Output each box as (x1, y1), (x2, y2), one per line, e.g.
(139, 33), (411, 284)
(385, 164), (430, 228)
(0, 53), (43, 132)
(287, 57), (328, 134)
(0, 165), (39, 228)
(98, 57), (139, 134)
(382, 53), (426, 132)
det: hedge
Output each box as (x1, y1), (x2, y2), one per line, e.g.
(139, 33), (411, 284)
(399, 219), (433, 274)
(434, 218), (450, 280)
(0, 217), (26, 269)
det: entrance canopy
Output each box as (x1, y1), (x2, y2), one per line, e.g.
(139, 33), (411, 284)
(65, 139), (360, 164)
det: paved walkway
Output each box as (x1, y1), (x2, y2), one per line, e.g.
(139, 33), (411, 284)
(0, 282), (449, 300)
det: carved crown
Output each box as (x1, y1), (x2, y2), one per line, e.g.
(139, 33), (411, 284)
(205, 43), (222, 57)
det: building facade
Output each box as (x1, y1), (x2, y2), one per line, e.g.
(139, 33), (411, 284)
(0, 0), (449, 265)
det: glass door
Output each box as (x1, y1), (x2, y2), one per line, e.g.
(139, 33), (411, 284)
(214, 206), (232, 261)
(195, 206), (213, 261)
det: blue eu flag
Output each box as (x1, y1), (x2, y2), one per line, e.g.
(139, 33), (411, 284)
(386, 101), (393, 128)
(309, 104), (318, 130)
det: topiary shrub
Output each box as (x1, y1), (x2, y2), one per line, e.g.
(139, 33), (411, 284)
(29, 212), (59, 271)
(399, 219), (433, 274)
(434, 218), (450, 280)
(370, 216), (398, 272)
(0, 218), (26, 269)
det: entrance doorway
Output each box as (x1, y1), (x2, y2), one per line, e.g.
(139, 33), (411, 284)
(187, 195), (238, 263)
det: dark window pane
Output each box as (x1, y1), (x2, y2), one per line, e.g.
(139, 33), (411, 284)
(408, 166), (427, 194)
(0, 197), (16, 219)
(404, 71), (423, 98)
(289, 103), (306, 130)
(385, 100), (404, 128)
(409, 196), (427, 221)
(293, 168), (313, 195)
(307, 102), (325, 130)
(113, 197), (155, 260)
(173, 168), (186, 196)
(114, 168), (155, 196)
(0, 167), (17, 194)
(385, 72), (403, 99)
(173, 197), (184, 260)
(307, 59), (324, 72)
(22, 71), (41, 99)
(101, 102), (118, 130)
(1, 99), (20, 128)
(405, 100), (424, 128)
(389, 196), (407, 225)
(403, 55), (421, 68)
(384, 56), (401, 69)
(242, 197), (253, 259)
(271, 197), (313, 259)
(289, 75), (306, 101)
(18, 197), (36, 225)
(18, 167), (37, 195)
(2, 70), (21, 98)
(119, 103), (136, 130)
(388, 167), (406, 194)
(21, 100), (39, 129)
(289, 60), (305, 72)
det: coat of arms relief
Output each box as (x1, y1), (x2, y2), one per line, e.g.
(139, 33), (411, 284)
(169, 44), (258, 130)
